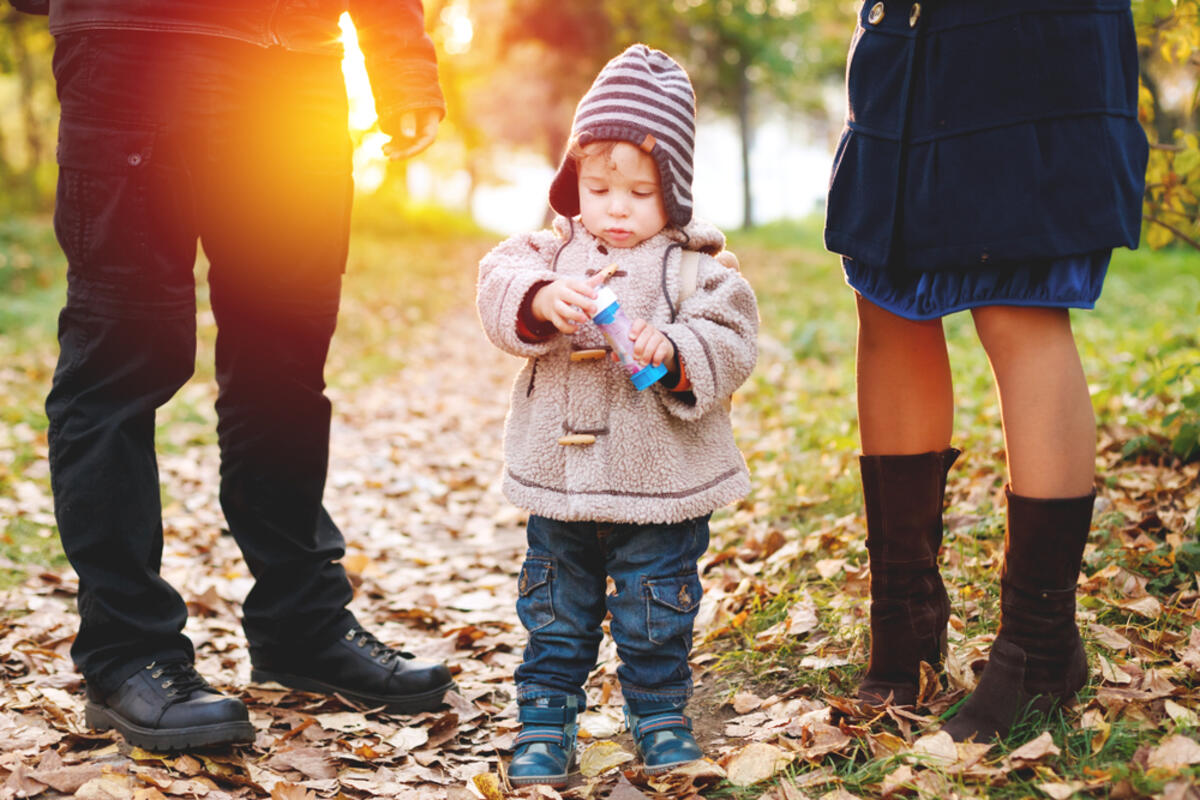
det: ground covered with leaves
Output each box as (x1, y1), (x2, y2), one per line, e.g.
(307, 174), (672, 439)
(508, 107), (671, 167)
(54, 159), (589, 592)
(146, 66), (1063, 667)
(1, 219), (1198, 800)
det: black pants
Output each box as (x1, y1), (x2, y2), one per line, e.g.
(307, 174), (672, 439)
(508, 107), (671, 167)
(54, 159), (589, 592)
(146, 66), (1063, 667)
(46, 31), (357, 694)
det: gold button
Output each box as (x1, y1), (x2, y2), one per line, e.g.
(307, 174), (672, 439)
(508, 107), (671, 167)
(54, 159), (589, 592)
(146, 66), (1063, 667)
(570, 349), (607, 362)
(868, 2), (885, 25)
(558, 434), (597, 446)
(909, 3), (921, 27)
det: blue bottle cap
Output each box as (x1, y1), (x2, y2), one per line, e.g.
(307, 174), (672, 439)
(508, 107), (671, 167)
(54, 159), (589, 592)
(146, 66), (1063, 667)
(631, 361), (668, 391)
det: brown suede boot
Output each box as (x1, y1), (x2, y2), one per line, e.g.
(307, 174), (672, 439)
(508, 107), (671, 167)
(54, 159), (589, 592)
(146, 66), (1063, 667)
(856, 448), (960, 706)
(942, 487), (1094, 743)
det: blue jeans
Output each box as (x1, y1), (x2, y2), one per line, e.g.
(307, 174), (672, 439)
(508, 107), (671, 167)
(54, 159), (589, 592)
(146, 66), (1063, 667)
(514, 514), (710, 707)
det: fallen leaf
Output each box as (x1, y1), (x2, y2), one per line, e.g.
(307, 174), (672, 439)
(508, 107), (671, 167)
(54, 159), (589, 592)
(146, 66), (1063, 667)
(75, 776), (135, 800)
(266, 747), (337, 781)
(1147, 734), (1200, 770)
(725, 742), (794, 787)
(270, 783), (316, 800)
(471, 772), (504, 800)
(732, 691), (765, 713)
(1005, 731), (1061, 769)
(578, 740), (634, 777)
(879, 764), (914, 797)
(1038, 781), (1085, 800)
(908, 731), (956, 765)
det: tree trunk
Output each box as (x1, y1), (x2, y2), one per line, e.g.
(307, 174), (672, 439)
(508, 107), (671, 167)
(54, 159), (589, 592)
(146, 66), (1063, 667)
(737, 63), (753, 230)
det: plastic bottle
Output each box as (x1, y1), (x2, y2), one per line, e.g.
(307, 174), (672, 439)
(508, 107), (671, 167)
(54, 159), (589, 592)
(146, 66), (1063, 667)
(591, 286), (667, 391)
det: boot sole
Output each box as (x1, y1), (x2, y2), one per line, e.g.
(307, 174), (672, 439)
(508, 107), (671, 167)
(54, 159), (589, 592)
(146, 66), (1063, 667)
(85, 702), (255, 751)
(250, 669), (455, 714)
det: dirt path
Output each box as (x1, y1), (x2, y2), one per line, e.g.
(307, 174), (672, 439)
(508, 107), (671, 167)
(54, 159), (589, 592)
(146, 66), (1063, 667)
(0, 307), (744, 800)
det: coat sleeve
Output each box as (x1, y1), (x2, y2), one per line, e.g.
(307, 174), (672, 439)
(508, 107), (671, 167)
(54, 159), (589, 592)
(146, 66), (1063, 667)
(657, 255), (758, 420)
(476, 229), (565, 358)
(348, 0), (445, 126)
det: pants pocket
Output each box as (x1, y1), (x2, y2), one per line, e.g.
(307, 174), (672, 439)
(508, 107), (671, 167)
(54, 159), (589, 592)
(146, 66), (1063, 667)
(644, 572), (701, 646)
(516, 556), (556, 633)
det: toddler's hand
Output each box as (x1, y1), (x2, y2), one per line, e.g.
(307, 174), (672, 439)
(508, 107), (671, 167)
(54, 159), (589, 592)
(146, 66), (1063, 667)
(532, 277), (600, 334)
(628, 319), (675, 368)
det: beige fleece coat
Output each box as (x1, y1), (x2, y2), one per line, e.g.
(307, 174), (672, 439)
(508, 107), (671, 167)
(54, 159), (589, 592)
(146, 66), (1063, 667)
(476, 216), (758, 524)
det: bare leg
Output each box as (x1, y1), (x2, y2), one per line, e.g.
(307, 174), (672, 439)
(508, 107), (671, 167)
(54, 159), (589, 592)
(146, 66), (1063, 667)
(856, 293), (955, 455)
(970, 306), (1095, 498)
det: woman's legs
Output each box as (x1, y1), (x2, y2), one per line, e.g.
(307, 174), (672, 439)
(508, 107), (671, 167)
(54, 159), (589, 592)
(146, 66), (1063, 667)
(856, 294), (955, 455)
(970, 305), (1095, 496)
(853, 295), (959, 705)
(944, 305), (1096, 742)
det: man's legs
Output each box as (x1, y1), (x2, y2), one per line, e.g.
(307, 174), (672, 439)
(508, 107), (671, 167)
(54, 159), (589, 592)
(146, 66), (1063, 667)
(196, 43), (450, 708)
(46, 31), (201, 695)
(46, 31), (255, 749)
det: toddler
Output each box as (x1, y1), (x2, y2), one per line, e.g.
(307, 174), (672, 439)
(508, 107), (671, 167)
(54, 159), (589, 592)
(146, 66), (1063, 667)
(476, 44), (758, 786)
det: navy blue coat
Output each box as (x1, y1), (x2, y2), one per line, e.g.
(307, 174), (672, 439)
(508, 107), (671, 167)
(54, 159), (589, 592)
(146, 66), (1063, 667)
(825, 0), (1148, 272)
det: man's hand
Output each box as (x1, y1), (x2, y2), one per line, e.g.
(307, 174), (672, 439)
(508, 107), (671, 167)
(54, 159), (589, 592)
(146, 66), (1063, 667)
(382, 108), (441, 161)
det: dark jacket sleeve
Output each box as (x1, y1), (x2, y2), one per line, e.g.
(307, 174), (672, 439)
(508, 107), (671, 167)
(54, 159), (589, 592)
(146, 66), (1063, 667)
(348, 0), (445, 130)
(8, 0), (49, 14)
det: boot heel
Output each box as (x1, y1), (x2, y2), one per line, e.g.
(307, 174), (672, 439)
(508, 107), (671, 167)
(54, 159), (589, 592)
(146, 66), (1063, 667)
(84, 703), (113, 732)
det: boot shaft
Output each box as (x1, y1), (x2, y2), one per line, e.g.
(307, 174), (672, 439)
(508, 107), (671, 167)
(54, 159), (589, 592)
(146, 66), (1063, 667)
(1002, 487), (1095, 593)
(859, 449), (960, 567)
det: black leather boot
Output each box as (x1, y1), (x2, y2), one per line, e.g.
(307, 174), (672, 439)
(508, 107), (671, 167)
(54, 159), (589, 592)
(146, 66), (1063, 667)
(856, 448), (960, 706)
(942, 487), (1094, 743)
(85, 660), (255, 751)
(250, 625), (454, 713)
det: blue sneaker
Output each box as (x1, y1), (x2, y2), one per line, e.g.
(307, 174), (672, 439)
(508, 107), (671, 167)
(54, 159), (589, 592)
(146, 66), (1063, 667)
(509, 696), (578, 788)
(624, 702), (703, 774)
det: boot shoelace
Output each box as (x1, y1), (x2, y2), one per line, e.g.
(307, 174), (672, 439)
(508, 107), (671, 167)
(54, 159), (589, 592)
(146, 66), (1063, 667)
(145, 660), (212, 703)
(344, 627), (415, 665)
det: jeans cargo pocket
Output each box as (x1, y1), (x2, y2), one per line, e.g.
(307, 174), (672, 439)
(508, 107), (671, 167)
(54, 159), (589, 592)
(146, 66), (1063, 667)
(516, 556), (556, 633)
(644, 573), (701, 646)
(55, 118), (162, 272)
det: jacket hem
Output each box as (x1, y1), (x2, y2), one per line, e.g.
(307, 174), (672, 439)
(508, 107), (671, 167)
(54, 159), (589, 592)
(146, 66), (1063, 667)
(504, 470), (749, 526)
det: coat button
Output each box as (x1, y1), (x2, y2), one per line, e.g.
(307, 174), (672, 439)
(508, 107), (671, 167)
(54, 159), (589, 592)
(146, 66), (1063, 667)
(127, 153), (143, 166)
(909, 3), (921, 27)
(570, 349), (607, 362)
(868, 2), (885, 24)
(558, 434), (597, 446)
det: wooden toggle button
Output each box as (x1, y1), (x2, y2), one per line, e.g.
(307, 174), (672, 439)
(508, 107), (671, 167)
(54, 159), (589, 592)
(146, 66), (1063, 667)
(571, 349), (607, 361)
(558, 434), (597, 446)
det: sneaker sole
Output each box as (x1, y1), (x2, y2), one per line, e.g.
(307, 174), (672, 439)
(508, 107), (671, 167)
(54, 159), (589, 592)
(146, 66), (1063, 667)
(644, 757), (701, 775)
(249, 669), (456, 714)
(85, 702), (255, 751)
(509, 774), (568, 788)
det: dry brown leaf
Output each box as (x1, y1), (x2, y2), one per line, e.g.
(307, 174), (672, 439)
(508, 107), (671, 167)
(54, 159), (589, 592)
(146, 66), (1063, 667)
(1037, 781), (1084, 800)
(732, 691), (765, 714)
(578, 740), (634, 777)
(878, 764), (914, 797)
(270, 783), (317, 800)
(1005, 731), (1061, 770)
(266, 747), (337, 781)
(75, 775), (136, 800)
(907, 731), (956, 766)
(1088, 622), (1133, 652)
(1147, 734), (1200, 770)
(725, 742), (794, 787)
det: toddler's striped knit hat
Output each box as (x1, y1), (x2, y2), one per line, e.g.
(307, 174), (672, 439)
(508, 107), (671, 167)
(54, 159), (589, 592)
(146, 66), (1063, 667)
(549, 44), (697, 228)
